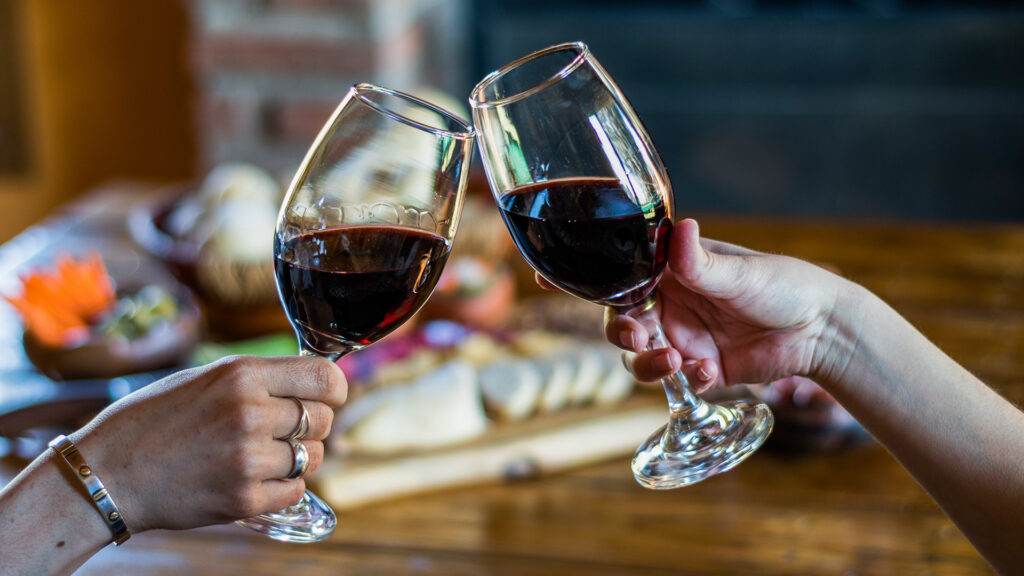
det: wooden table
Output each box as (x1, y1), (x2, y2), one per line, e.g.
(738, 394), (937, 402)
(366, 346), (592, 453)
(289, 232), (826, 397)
(3, 186), (1019, 575)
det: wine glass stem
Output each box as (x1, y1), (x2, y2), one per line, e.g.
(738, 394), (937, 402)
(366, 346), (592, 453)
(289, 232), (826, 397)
(644, 322), (706, 416)
(625, 301), (712, 450)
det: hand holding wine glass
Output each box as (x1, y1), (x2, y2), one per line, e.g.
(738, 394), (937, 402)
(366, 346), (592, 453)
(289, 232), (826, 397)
(470, 42), (773, 488)
(605, 218), (845, 389)
(236, 84), (475, 542)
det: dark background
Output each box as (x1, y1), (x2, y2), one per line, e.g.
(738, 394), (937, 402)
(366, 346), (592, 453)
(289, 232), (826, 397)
(2, 0), (1022, 244)
(470, 0), (1024, 221)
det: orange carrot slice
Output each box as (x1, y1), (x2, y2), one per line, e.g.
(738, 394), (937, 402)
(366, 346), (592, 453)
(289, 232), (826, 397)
(3, 253), (117, 347)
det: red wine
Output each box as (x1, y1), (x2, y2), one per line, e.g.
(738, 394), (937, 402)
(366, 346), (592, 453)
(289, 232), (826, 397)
(275, 225), (450, 355)
(499, 177), (671, 308)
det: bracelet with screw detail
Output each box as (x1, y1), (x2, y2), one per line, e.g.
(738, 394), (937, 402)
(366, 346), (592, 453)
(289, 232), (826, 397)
(48, 434), (131, 546)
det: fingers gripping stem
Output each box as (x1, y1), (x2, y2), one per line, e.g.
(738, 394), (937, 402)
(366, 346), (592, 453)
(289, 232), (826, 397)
(628, 301), (708, 420)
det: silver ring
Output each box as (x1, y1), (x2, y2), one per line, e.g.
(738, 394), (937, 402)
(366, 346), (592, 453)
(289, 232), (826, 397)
(285, 439), (309, 480)
(283, 397), (310, 441)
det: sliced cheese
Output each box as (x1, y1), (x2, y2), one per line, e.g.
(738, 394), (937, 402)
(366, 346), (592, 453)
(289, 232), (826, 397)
(536, 354), (576, 413)
(344, 361), (487, 454)
(568, 346), (604, 405)
(478, 358), (543, 422)
(593, 346), (635, 406)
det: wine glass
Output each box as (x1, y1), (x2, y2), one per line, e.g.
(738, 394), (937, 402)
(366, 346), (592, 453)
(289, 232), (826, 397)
(236, 83), (475, 541)
(470, 42), (773, 488)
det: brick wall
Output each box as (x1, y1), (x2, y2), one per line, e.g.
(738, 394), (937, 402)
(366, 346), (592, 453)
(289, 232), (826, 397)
(188, 0), (469, 176)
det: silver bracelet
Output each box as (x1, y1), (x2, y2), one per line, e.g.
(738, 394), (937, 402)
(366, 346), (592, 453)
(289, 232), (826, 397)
(49, 435), (131, 546)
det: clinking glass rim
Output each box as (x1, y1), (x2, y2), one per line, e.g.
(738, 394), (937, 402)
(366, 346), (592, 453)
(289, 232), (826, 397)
(469, 41), (589, 109)
(352, 83), (476, 140)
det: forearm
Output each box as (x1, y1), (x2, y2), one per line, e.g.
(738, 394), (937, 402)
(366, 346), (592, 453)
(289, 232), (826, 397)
(0, 449), (115, 576)
(819, 283), (1024, 574)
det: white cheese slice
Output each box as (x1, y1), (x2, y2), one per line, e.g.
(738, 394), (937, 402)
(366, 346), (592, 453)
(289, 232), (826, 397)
(536, 354), (576, 413)
(478, 358), (543, 422)
(345, 361), (487, 454)
(568, 346), (604, 405)
(593, 346), (635, 406)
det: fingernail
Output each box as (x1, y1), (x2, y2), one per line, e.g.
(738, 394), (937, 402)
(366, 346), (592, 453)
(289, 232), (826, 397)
(653, 351), (675, 373)
(619, 329), (636, 350)
(697, 365), (712, 382)
(620, 351), (637, 374)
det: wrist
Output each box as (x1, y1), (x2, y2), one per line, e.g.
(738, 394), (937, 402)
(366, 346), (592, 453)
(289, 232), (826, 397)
(49, 435), (132, 545)
(0, 447), (116, 574)
(808, 278), (875, 390)
(47, 449), (123, 546)
(72, 424), (151, 534)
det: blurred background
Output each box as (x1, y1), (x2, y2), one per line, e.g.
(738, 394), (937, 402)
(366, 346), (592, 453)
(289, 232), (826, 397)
(2, 0), (1023, 243)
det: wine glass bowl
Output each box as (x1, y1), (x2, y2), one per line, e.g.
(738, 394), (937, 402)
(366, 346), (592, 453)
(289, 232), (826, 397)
(275, 84), (475, 360)
(275, 204), (454, 356)
(471, 42), (773, 488)
(237, 84), (475, 542)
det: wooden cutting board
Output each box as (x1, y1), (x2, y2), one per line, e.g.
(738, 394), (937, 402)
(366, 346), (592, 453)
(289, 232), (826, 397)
(313, 395), (667, 510)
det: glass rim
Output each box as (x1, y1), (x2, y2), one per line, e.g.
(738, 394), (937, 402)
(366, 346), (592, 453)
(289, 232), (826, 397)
(469, 41), (589, 109)
(352, 83), (476, 140)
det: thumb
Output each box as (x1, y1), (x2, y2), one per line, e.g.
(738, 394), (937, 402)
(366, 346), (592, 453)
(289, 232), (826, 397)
(669, 218), (756, 299)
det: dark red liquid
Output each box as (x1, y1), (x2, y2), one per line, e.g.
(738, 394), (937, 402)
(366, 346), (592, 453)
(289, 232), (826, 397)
(274, 225), (450, 355)
(499, 177), (671, 309)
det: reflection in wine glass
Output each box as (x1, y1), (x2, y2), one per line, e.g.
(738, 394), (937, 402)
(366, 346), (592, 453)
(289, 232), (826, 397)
(470, 42), (773, 489)
(235, 84), (475, 542)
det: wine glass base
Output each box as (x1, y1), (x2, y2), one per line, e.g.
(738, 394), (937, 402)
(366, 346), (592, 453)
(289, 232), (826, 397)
(632, 399), (774, 489)
(235, 490), (337, 543)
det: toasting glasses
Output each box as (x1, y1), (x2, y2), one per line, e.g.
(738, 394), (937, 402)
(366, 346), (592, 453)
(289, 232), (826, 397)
(470, 42), (773, 488)
(237, 84), (475, 541)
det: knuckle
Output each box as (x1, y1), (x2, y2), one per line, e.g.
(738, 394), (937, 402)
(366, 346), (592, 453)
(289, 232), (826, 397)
(261, 481), (306, 514)
(228, 403), (265, 438)
(320, 406), (336, 434)
(304, 442), (325, 475)
(216, 356), (263, 395)
(306, 359), (333, 397)
(224, 440), (263, 481)
(280, 481), (306, 508)
(309, 405), (334, 440)
(334, 376), (348, 406)
(307, 357), (346, 405)
(632, 356), (663, 383)
(226, 485), (263, 518)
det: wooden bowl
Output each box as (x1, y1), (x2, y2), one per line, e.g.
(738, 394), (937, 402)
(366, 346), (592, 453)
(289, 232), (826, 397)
(22, 284), (202, 381)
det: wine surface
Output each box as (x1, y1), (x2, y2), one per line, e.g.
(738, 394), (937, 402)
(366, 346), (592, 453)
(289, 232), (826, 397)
(498, 177), (671, 308)
(275, 225), (450, 354)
